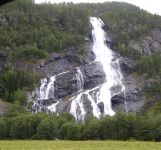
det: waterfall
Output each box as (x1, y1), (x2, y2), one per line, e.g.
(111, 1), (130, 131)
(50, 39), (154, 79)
(32, 76), (55, 112)
(70, 93), (86, 121)
(33, 67), (84, 114)
(76, 67), (84, 92)
(39, 78), (47, 100)
(37, 76), (55, 100)
(90, 17), (125, 116)
(33, 17), (125, 119)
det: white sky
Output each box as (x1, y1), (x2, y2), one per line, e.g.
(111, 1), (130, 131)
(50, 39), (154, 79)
(35, 0), (161, 16)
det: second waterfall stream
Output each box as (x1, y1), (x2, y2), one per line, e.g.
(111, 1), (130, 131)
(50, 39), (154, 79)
(33, 17), (125, 121)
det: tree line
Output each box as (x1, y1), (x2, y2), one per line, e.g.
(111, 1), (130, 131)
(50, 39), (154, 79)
(0, 66), (41, 102)
(1, 107), (161, 141)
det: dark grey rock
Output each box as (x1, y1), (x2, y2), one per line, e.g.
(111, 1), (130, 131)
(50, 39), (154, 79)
(38, 42), (94, 78)
(111, 74), (155, 114)
(80, 61), (106, 90)
(119, 58), (136, 77)
(53, 61), (106, 99)
(50, 52), (63, 60)
(97, 102), (104, 113)
(82, 94), (93, 116)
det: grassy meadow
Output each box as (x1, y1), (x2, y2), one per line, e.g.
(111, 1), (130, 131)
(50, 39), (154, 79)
(0, 140), (161, 150)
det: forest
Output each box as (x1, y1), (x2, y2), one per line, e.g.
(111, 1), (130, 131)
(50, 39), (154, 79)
(0, 0), (90, 63)
(1, 107), (161, 141)
(1, 0), (161, 142)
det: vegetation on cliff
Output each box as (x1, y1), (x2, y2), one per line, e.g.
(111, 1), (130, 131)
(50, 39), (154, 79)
(0, 66), (41, 102)
(0, 0), (90, 102)
(0, 0), (90, 63)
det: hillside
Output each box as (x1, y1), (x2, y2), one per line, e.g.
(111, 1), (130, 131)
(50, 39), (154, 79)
(0, 0), (90, 102)
(0, 0), (161, 141)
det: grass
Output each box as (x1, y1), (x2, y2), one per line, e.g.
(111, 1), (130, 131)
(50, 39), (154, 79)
(0, 140), (161, 150)
(62, 95), (71, 102)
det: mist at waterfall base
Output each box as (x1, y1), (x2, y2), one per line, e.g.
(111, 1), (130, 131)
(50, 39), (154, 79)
(32, 17), (125, 121)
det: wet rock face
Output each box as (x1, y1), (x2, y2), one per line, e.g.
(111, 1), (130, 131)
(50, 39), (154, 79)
(55, 69), (80, 99)
(111, 74), (153, 114)
(82, 94), (93, 116)
(36, 61), (106, 100)
(56, 100), (72, 113)
(112, 92), (145, 114)
(80, 62), (106, 90)
(111, 57), (145, 114)
(97, 102), (104, 113)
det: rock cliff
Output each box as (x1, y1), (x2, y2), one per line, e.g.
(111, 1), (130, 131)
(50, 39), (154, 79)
(0, 20), (155, 118)
(31, 34), (148, 116)
(129, 30), (161, 56)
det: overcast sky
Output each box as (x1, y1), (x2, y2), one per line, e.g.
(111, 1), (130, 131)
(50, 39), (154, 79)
(35, 0), (161, 16)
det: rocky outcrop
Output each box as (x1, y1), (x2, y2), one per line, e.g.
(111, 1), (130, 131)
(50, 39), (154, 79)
(112, 73), (155, 114)
(80, 62), (106, 89)
(35, 61), (106, 100)
(38, 42), (95, 78)
(129, 30), (161, 56)
(12, 61), (37, 72)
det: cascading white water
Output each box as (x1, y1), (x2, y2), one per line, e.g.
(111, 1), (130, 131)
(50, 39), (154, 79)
(33, 17), (126, 119)
(90, 17), (125, 116)
(39, 78), (47, 100)
(38, 76), (55, 100)
(76, 67), (84, 92)
(32, 76), (55, 112)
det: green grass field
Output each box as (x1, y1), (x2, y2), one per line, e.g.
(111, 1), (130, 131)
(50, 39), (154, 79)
(0, 140), (161, 150)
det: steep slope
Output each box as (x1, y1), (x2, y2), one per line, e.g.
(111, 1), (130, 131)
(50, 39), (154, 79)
(1, 0), (161, 118)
